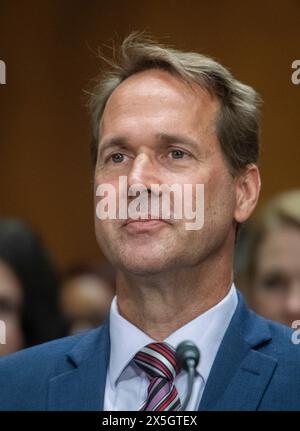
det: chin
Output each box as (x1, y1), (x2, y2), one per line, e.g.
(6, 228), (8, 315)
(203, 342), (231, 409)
(118, 254), (173, 275)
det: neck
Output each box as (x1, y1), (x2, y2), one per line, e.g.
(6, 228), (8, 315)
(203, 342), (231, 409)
(115, 250), (234, 341)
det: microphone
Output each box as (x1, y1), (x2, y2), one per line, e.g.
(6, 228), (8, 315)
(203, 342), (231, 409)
(175, 340), (200, 411)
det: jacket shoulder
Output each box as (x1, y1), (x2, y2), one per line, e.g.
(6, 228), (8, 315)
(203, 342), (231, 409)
(0, 329), (96, 410)
(263, 317), (300, 357)
(258, 318), (300, 410)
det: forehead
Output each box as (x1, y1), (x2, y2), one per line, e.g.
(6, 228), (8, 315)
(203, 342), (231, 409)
(100, 69), (219, 136)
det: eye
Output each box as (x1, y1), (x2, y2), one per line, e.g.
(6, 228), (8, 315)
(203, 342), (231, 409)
(169, 149), (187, 159)
(111, 153), (125, 163)
(261, 273), (288, 292)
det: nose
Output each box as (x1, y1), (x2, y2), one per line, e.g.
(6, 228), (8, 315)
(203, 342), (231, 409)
(127, 153), (160, 189)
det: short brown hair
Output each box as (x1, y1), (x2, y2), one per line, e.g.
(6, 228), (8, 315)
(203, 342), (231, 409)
(89, 32), (262, 174)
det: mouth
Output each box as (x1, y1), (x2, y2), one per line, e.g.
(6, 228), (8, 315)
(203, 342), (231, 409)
(123, 217), (172, 233)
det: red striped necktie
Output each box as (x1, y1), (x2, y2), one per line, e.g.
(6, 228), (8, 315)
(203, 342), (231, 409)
(133, 342), (182, 411)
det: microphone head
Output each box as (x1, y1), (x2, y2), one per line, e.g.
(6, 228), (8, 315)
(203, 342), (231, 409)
(175, 340), (200, 371)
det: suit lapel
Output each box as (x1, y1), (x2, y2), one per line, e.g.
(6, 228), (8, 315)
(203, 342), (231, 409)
(47, 315), (110, 411)
(199, 292), (277, 411)
(47, 292), (277, 411)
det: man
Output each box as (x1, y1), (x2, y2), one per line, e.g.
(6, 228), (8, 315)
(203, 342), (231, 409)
(0, 33), (299, 411)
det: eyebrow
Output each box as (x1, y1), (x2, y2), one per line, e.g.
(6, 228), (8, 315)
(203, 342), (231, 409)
(98, 136), (129, 158)
(155, 133), (199, 151)
(98, 132), (200, 158)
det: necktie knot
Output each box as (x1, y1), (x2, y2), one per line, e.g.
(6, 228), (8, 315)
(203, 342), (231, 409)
(133, 342), (181, 382)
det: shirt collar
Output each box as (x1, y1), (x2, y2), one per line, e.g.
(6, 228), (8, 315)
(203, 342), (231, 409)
(108, 284), (238, 388)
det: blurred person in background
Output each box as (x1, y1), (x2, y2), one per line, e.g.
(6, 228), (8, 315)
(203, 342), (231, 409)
(0, 218), (67, 356)
(60, 263), (115, 335)
(235, 190), (300, 327)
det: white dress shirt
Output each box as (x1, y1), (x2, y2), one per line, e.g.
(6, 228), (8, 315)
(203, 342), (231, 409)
(104, 284), (238, 411)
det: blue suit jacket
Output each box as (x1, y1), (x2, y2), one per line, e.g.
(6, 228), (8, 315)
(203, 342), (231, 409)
(0, 291), (300, 411)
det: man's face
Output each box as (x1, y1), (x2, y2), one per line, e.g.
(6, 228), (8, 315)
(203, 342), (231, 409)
(94, 69), (238, 275)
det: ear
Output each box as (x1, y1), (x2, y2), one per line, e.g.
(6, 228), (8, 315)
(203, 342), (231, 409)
(234, 163), (261, 224)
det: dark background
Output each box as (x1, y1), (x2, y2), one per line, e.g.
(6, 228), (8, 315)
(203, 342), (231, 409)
(0, 0), (299, 270)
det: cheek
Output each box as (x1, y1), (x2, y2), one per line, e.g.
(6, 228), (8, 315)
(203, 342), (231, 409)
(95, 219), (115, 241)
(254, 288), (284, 316)
(204, 175), (235, 224)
